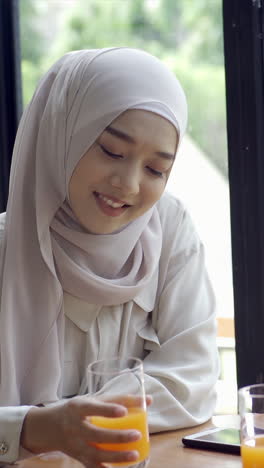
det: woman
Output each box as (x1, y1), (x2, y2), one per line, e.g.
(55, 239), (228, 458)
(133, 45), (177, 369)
(0, 48), (219, 466)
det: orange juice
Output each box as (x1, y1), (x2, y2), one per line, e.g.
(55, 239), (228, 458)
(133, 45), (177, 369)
(241, 435), (264, 468)
(91, 407), (149, 467)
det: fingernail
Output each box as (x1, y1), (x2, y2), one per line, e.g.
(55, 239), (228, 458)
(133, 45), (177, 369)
(127, 450), (139, 461)
(128, 430), (141, 440)
(114, 407), (126, 416)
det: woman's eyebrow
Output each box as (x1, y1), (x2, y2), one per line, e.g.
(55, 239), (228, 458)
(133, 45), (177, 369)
(105, 125), (134, 143)
(105, 125), (175, 161)
(156, 151), (175, 161)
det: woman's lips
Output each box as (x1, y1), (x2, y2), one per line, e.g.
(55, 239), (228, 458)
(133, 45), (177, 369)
(94, 192), (130, 217)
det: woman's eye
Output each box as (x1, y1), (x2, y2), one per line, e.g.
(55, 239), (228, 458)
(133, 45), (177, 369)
(99, 144), (122, 159)
(147, 167), (164, 177)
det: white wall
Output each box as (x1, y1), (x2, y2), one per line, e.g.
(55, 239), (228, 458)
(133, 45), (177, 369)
(166, 134), (234, 319)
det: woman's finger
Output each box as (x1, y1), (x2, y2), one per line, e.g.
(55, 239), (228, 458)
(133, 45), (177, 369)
(87, 444), (139, 465)
(66, 440), (139, 467)
(69, 396), (127, 418)
(83, 420), (142, 444)
(146, 394), (153, 406)
(99, 394), (151, 409)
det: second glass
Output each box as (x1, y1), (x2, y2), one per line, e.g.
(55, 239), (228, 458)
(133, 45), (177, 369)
(87, 356), (150, 468)
(239, 383), (264, 468)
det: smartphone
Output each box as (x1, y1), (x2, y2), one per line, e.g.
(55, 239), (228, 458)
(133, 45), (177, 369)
(182, 427), (241, 454)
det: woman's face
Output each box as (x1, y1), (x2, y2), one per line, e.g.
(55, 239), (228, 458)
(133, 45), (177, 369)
(69, 109), (178, 234)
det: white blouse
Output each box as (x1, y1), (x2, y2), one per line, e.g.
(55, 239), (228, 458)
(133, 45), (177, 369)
(0, 193), (219, 464)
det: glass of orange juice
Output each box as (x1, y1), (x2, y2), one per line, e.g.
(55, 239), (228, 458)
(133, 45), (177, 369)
(239, 383), (264, 468)
(87, 356), (150, 468)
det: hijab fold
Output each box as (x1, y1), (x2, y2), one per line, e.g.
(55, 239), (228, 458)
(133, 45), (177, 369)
(51, 202), (162, 304)
(0, 48), (187, 405)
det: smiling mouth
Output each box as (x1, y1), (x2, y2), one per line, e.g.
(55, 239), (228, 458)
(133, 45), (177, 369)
(94, 192), (131, 208)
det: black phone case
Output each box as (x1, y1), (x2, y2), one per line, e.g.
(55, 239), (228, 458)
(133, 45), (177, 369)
(182, 428), (241, 455)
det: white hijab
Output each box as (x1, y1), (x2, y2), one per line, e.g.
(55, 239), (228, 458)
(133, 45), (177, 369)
(0, 48), (187, 405)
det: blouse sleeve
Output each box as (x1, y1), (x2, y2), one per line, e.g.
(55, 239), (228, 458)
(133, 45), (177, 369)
(0, 216), (34, 464)
(0, 406), (32, 464)
(143, 200), (220, 432)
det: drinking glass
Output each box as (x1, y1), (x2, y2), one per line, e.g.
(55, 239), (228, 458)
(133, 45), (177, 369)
(87, 356), (150, 468)
(239, 383), (264, 467)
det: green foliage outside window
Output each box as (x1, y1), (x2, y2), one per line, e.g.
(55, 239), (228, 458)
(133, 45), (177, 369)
(20, 0), (227, 177)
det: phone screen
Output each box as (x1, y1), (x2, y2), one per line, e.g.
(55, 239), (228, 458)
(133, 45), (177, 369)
(182, 427), (240, 454)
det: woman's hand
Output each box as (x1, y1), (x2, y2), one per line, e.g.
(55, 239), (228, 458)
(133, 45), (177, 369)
(21, 395), (151, 467)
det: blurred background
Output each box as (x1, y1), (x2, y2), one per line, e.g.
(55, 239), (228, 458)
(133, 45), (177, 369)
(19, 0), (236, 413)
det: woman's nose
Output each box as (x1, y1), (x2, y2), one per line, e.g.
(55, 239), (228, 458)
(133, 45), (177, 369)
(110, 168), (140, 195)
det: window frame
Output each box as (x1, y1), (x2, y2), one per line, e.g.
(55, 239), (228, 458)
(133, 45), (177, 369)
(0, 0), (22, 211)
(223, 0), (264, 388)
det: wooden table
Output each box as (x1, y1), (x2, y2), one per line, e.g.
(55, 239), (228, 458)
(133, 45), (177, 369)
(14, 415), (242, 468)
(149, 415), (241, 468)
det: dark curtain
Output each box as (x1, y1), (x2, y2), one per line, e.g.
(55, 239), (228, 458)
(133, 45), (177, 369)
(0, 0), (22, 212)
